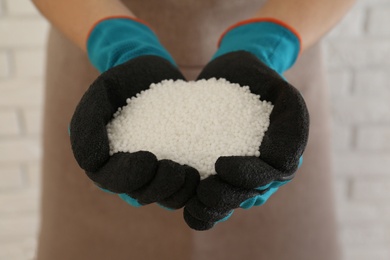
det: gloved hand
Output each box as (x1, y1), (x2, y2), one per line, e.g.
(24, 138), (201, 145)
(183, 18), (310, 230)
(69, 17), (200, 209)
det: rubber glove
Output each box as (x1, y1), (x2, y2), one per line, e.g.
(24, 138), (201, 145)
(183, 18), (310, 230)
(69, 17), (200, 209)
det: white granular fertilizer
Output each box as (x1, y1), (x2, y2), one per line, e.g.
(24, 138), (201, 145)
(106, 78), (274, 180)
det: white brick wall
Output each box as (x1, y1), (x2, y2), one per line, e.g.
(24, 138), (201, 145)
(0, 165), (23, 190)
(14, 49), (45, 78)
(0, 19), (49, 47)
(357, 126), (390, 151)
(23, 108), (43, 136)
(0, 0), (389, 259)
(354, 67), (390, 95)
(0, 1), (45, 259)
(352, 178), (390, 200)
(0, 1), (4, 17)
(326, 1), (390, 259)
(334, 152), (390, 175)
(367, 5), (390, 35)
(0, 50), (11, 78)
(6, 0), (40, 16)
(0, 110), (20, 135)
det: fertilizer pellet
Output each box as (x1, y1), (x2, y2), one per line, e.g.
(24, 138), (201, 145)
(106, 78), (274, 180)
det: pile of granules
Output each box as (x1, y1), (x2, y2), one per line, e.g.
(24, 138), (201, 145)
(106, 78), (274, 179)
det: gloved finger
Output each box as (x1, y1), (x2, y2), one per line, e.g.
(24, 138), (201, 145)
(185, 197), (231, 223)
(197, 175), (261, 210)
(215, 156), (283, 189)
(85, 151), (157, 194)
(70, 80), (114, 172)
(259, 83), (309, 175)
(215, 210), (234, 223)
(183, 207), (215, 231)
(127, 159), (188, 205)
(103, 166), (198, 209)
(158, 165), (200, 209)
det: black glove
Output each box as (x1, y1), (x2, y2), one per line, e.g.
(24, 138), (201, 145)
(183, 51), (310, 230)
(70, 56), (200, 209)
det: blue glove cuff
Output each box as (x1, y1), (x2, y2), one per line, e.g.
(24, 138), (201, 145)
(118, 193), (143, 207)
(212, 19), (301, 75)
(87, 17), (176, 73)
(240, 180), (290, 209)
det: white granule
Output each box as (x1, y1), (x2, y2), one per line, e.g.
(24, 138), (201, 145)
(106, 78), (273, 180)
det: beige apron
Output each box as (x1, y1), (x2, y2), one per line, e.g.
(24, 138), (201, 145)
(36, 0), (341, 259)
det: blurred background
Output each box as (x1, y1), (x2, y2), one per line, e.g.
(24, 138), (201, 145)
(0, 0), (389, 259)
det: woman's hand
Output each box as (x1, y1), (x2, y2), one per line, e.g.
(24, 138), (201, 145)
(183, 19), (310, 230)
(69, 18), (200, 209)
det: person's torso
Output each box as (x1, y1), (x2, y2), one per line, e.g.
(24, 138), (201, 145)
(122, 0), (266, 66)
